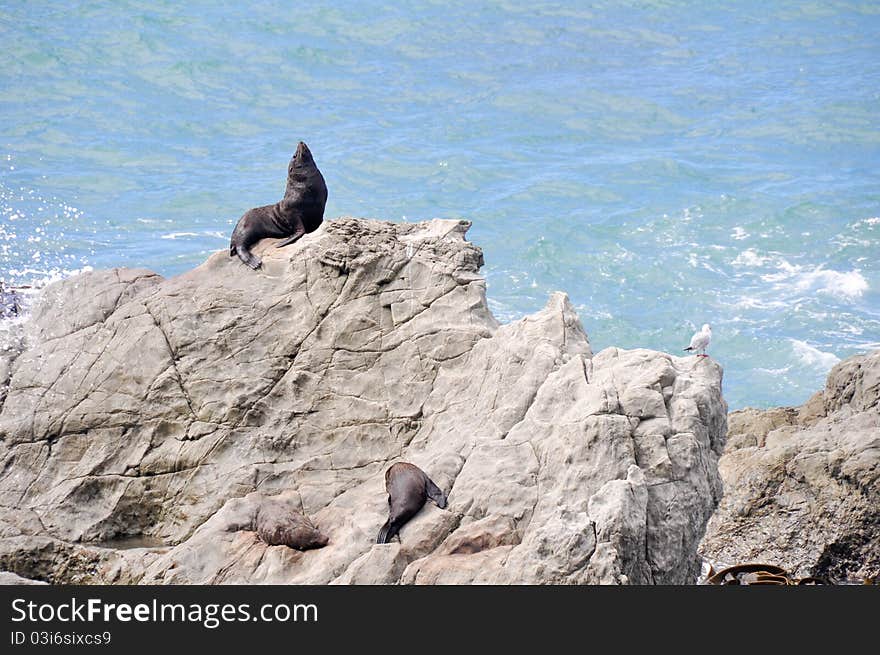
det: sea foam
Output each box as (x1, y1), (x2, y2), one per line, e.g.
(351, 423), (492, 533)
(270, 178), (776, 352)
(763, 262), (868, 300)
(790, 339), (840, 371)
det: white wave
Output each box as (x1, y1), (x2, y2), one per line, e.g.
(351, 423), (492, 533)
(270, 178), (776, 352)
(160, 232), (201, 240)
(762, 261), (868, 300)
(160, 230), (227, 240)
(851, 216), (879, 228)
(755, 366), (791, 375)
(4, 265), (93, 288)
(790, 339), (840, 370)
(796, 267), (868, 299)
(731, 226), (749, 240)
(732, 296), (787, 310)
(732, 249), (771, 268)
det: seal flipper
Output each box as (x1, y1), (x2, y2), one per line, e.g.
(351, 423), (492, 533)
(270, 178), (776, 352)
(231, 240), (262, 269)
(275, 228), (305, 249)
(425, 478), (447, 509)
(377, 519), (393, 544)
(230, 211), (264, 269)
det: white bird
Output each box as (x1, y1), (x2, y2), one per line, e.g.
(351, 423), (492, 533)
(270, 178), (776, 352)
(683, 323), (712, 357)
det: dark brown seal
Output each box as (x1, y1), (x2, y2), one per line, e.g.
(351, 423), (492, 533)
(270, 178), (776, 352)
(377, 462), (447, 544)
(229, 141), (328, 270)
(254, 497), (329, 551)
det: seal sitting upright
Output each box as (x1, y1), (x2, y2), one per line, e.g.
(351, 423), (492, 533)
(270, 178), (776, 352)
(377, 462), (447, 544)
(229, 141), (328, 270)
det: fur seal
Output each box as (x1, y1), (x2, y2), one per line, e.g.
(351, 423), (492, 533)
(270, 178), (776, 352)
(254, 497), (329, 551)
(377, 462), (447, 544)
(229, 141), (328, 270)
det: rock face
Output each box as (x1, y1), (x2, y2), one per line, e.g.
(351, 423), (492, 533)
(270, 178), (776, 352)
(700, 350), (880, 581)
(0, 571), (47, 585)
(0, 218), (727, 584)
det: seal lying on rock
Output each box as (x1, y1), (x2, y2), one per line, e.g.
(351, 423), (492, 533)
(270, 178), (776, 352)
(254, 497), (329, 551)
(229, 141), (328, 270)
(377, 462), (447, 544)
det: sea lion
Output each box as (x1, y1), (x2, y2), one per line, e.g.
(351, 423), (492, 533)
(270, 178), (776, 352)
(254, 497), (329, 551)
(229, 141), (328, 270)
(377, 462), (447, 544)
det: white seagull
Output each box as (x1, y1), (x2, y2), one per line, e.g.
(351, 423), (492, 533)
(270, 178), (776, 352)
(683, 323), (712, 358)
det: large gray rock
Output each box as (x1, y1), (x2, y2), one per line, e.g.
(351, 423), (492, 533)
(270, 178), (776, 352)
(0, 217), (727, 584)
(0, 571), (47, 585)
(700, 350), (880, 581)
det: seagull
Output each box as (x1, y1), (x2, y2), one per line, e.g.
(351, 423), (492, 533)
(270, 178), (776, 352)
(683, 323), (712, 358)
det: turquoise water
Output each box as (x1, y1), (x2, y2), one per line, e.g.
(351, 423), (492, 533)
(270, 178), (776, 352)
(2, 1), (878, 409)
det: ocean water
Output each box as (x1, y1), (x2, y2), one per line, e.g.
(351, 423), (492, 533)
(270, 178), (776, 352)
(1, 1), (878, 410)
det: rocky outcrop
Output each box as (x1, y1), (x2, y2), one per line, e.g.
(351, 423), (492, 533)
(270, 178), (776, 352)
(0, 218), (727, 584)
(0, 571), (47, 585)
(700, 350), (880, 581)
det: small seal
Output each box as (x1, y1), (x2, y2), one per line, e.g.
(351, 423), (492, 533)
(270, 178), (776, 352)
(377, 462), (447, 544)
(254, 497), (329, 551)
(229, 141), (328, 270)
